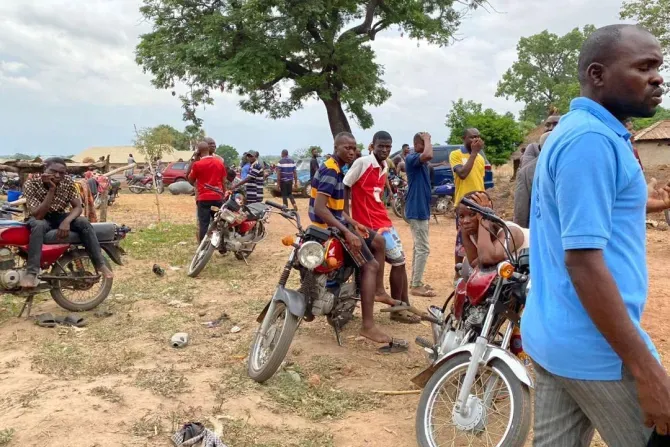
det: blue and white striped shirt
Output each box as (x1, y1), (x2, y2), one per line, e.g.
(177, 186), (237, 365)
(278, 157), (296, 183)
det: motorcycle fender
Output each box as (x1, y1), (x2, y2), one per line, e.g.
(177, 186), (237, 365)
(255, 287), (306, 323)
(410, 344), (534, 389)
(101, 243), (124, 266)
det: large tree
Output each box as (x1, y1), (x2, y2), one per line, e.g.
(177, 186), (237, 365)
(446, 99), (524, 166)
(215, 144), (240, 166)
(135, 0), (485, 137)
(152, 124), (204, 151)
(495, 26), (595, 124)
(621, 0), (670, 59)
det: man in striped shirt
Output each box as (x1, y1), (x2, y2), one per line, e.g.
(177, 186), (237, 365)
(276, 149), (298, 210)
(310, 132), (406, 352)
(234, 151), (264, 204)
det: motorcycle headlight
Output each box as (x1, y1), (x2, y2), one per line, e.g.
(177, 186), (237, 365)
(392, 178), (400, 186)
(1, 177), (7, 183)
(297, 241), (325, 270)
(221, 208), (237, 224)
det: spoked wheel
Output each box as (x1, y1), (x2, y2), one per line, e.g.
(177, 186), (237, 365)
(187, 231), (216, 278)
(416, 353), (531, 447)
(49, 250), (113, 312)
(303, 184), (312, 198)
(392, 196), (405, 220)
(128, 184), (145, 194)
(247, 301), (299, 383)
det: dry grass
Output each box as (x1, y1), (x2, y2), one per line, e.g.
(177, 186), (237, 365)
(218, 417), (335, 447)
(135, 366), (190, 397)
(90, 386), (124, 404)
(31, 341), (143, 377)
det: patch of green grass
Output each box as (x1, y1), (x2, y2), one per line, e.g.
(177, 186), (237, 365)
(0, 428), (14, 446)
(123, 223), (196, 265)
(135, 366), (190, 397)
(219, 418), (334, 447)
(0, 296), (23, 323)
(145, 312), (192, 342)
(90, 386), (124, 404)
(263, 368), (379, 420)
(32, 341), (143, 377)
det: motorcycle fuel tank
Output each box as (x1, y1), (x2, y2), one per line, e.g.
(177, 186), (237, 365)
(466, 267), (498, 306)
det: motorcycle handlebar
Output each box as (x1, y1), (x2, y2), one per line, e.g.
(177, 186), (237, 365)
(460, 197), (502, 224)
(265, 201), (287, 211)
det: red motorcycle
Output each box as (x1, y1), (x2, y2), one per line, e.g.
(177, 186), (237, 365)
(127, 172), (164, 194)
(0, 204), (130, 316)
(247, 201), (361, 383)
(187, 185), (270, 277)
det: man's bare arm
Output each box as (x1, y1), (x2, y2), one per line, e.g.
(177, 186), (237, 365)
(453, 155), (478, 180)
(419, 133), (434, 163)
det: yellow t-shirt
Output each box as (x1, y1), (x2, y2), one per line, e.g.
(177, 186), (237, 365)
(449, 149), (485, 206)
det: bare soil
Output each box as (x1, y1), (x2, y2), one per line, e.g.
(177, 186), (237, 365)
(1, 178), (669, 446)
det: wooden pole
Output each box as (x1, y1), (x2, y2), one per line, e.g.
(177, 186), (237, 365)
(148, 157), (161, 223)
(99, 155), (111, 222)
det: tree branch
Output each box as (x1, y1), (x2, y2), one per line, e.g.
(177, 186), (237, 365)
(338, 0), (381, 41)
(283, 59), (312, 78)
(306, 19), (323, 42)
(259, 75), (284, 90)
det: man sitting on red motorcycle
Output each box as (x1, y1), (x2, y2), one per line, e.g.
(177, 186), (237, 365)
(21, 157), (113, 288)
(310, 131), (407, 353)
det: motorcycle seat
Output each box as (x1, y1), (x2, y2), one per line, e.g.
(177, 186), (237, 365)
(44, 222), (117, 245)
(244, 202), (268, 221)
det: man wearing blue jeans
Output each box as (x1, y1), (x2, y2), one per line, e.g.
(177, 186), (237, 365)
(404, 132), (435, 298)
(522, 25), (670, 446)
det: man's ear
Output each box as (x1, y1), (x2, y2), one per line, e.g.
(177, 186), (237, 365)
(587, 62), (606, 88)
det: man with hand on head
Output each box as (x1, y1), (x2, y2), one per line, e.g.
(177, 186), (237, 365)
(22, 158), (113, 288)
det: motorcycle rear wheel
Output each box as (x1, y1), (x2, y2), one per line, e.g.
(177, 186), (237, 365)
(188, 232), (216, 278)
(391, 196), (405, 220)
(416, 352), (531, 447)
(247, 302), (300, 383)
(49, 250), (113, 312)
(128, 184), (145, 194)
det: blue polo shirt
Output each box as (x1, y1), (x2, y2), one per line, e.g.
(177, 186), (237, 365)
(521, 97), (656, 381)
(404, 152), (431, 220)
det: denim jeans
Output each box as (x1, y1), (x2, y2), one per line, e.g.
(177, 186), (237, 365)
(197, 200), (223, 242)
(27, 214), (106, 275)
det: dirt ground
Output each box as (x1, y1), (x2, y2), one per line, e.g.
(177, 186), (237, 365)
(1, 178), (669, 447)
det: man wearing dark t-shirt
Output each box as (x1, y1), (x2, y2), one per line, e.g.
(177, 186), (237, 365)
(309, 147), (320, 182)
(188, 141), (227, 241)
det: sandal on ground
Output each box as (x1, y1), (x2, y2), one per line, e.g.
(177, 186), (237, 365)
(410, 286), (436, 297)
(378, 338), (409, 354)
(380, 302), (410, 313)
(390, 310), (421, 324)
(35, 313), (57, 328)
(55, 314), (87, 328)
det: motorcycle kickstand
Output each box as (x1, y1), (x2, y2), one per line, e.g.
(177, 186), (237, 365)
(18, 295), (34, 318)
(333, 324), (343, 347)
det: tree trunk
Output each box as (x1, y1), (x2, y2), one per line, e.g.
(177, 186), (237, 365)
(321, 97), (352, 137)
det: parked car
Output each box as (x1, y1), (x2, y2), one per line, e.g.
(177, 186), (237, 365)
(265, 157), (323, 197)
(161, 161), (190, 186)
(391, 145), (494, 189)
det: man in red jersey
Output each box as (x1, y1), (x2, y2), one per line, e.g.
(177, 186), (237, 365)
(188, 141), (227, 242)
(344, 131), (419, 324)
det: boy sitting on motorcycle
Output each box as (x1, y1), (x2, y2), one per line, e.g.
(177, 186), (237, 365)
(310, 131), (407, 353)
(458, 191), (528, 272)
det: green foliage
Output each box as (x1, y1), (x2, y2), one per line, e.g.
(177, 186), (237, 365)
(151, 124), (204, 151)
(631, 106), (670, 131)
(216, 144), (240, 166)
(621, 0), (670, 60)
(6, 153), (35, 160)
(496, 26), (595, 124)
(135, 0), (486, 135)
(445, 99), (524, 166)
(133, 126), (175, 165)
(293, 146), (323, 159)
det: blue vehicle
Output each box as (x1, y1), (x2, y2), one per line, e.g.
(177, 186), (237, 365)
(391, 145), (494, 190)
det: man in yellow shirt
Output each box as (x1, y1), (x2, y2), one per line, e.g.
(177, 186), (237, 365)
(449, 128), (486, 278)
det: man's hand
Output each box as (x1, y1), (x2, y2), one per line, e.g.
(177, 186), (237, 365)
(646, 178), (670, 212)
(421, 132), (432, 143)
(353, 222), (369, 239)
(57, 221), (70, 240)
(636, 363), (670, 435)
(344, 230), (362, 254)
(472, 192), (492, 209)
(471, 137), (484, 154)
(42, 174), (57, 190)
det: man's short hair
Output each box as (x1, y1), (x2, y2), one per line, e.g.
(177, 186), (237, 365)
(463, 128), (477, 138)
(334, 131), (355, 144)
(402, 143), (409, 149)
(45, 157), (67, 168)
(413, 133), (423, 143)
(372, 130), (392, 143)
(281, 149), (289, 156)
(577, 24), (650, 84)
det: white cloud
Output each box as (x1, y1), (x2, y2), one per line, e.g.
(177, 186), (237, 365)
(0, 0), (628, 155)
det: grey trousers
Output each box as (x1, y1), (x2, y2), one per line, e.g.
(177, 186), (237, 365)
(533, 360), (652, 447)
(408, 219), (429, 288)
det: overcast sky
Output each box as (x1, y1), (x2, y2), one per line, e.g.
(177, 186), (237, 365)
(0, 0), (632, 157)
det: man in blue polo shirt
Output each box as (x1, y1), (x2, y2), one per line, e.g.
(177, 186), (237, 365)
(522, 24), (670, 446)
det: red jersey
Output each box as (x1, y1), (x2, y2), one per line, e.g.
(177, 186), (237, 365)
(343, 154), (392, 230)
(188, 156), (227, 201)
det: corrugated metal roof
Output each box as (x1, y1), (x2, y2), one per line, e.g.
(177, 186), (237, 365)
(634, 120), (670, 141)
(72, 146), (193, 164)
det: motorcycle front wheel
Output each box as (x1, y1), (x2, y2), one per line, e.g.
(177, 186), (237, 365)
(247, 301), (300, 383)
(128, 184), (145, 194)
(391, 196), (405, 220)
(416, 352), (531, 447)
(157, 183), (165, 194)
(49, 250), (113, 312)
(187, 232), (216, 278)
